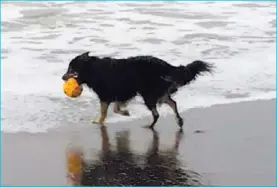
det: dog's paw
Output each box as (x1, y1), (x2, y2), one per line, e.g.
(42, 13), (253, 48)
(91, 120), (104, 125)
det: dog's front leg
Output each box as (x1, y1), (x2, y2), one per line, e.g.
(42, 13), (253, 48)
(92, 101), (110, 125)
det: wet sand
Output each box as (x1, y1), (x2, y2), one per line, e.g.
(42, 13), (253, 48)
(1, 99), (276, 186)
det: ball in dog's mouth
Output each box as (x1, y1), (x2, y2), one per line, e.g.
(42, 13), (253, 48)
(63, 77), (83, 98)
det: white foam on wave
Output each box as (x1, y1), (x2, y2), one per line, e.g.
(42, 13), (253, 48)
(1, 3), (23, 22)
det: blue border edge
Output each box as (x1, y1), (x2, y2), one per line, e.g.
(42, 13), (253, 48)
(0, 0), (276, 2)
(273, 0), (277, 183)
(1, 1), (2, 186)
(0, 0), (276, 187)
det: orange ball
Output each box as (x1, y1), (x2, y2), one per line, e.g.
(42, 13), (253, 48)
(63, 78), (83, 98)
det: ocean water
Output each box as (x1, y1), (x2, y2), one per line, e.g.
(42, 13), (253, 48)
(1, 2), (276, 133)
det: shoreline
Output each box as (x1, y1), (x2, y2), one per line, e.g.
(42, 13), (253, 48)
(2, 96), (276, 134)
(2, 99), (276, 186)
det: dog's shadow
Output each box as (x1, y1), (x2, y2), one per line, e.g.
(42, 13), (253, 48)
(67, 126), (202, 186)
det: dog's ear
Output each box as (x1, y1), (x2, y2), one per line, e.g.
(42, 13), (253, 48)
(79, 52), (90, 61)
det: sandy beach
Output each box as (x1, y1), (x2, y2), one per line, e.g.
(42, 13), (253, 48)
(2, 99), (276, 186)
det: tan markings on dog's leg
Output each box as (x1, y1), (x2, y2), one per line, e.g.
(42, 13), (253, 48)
(100, 126), (110, 154)
(99, 102), (109, 124)
(150, 107), (159, 128)
(145, 107), (159, 129)
(164, 97), (183, 128)
(165, 98), (178, 115)
(92, 102), (109, 125)
(113, 102), (121, 113)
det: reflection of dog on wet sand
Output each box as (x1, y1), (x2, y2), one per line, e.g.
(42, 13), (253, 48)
(66, 126), (202, 186)
(62, 52), (213, 129)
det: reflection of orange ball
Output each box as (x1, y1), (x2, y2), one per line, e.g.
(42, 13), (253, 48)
(63, 78), (83, 98)
(67, 151), (82, 174)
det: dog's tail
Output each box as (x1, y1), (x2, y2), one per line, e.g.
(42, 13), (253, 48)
(169, 60), (214, 86)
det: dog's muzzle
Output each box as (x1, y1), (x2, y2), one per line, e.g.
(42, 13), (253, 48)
(62, 72), (79, 81)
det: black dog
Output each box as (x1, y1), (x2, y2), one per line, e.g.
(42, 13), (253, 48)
(62, 52), (213, 129)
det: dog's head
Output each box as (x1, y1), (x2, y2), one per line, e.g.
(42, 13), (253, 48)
(62, 52), (91, 84)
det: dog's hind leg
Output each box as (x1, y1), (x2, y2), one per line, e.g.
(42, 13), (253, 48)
(92, 101), (110, 125)
(143, 99), (160, 129)
(142, 106), (159, 129)
(113, 101), (130, 116)
(164, 96), (183, 128)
